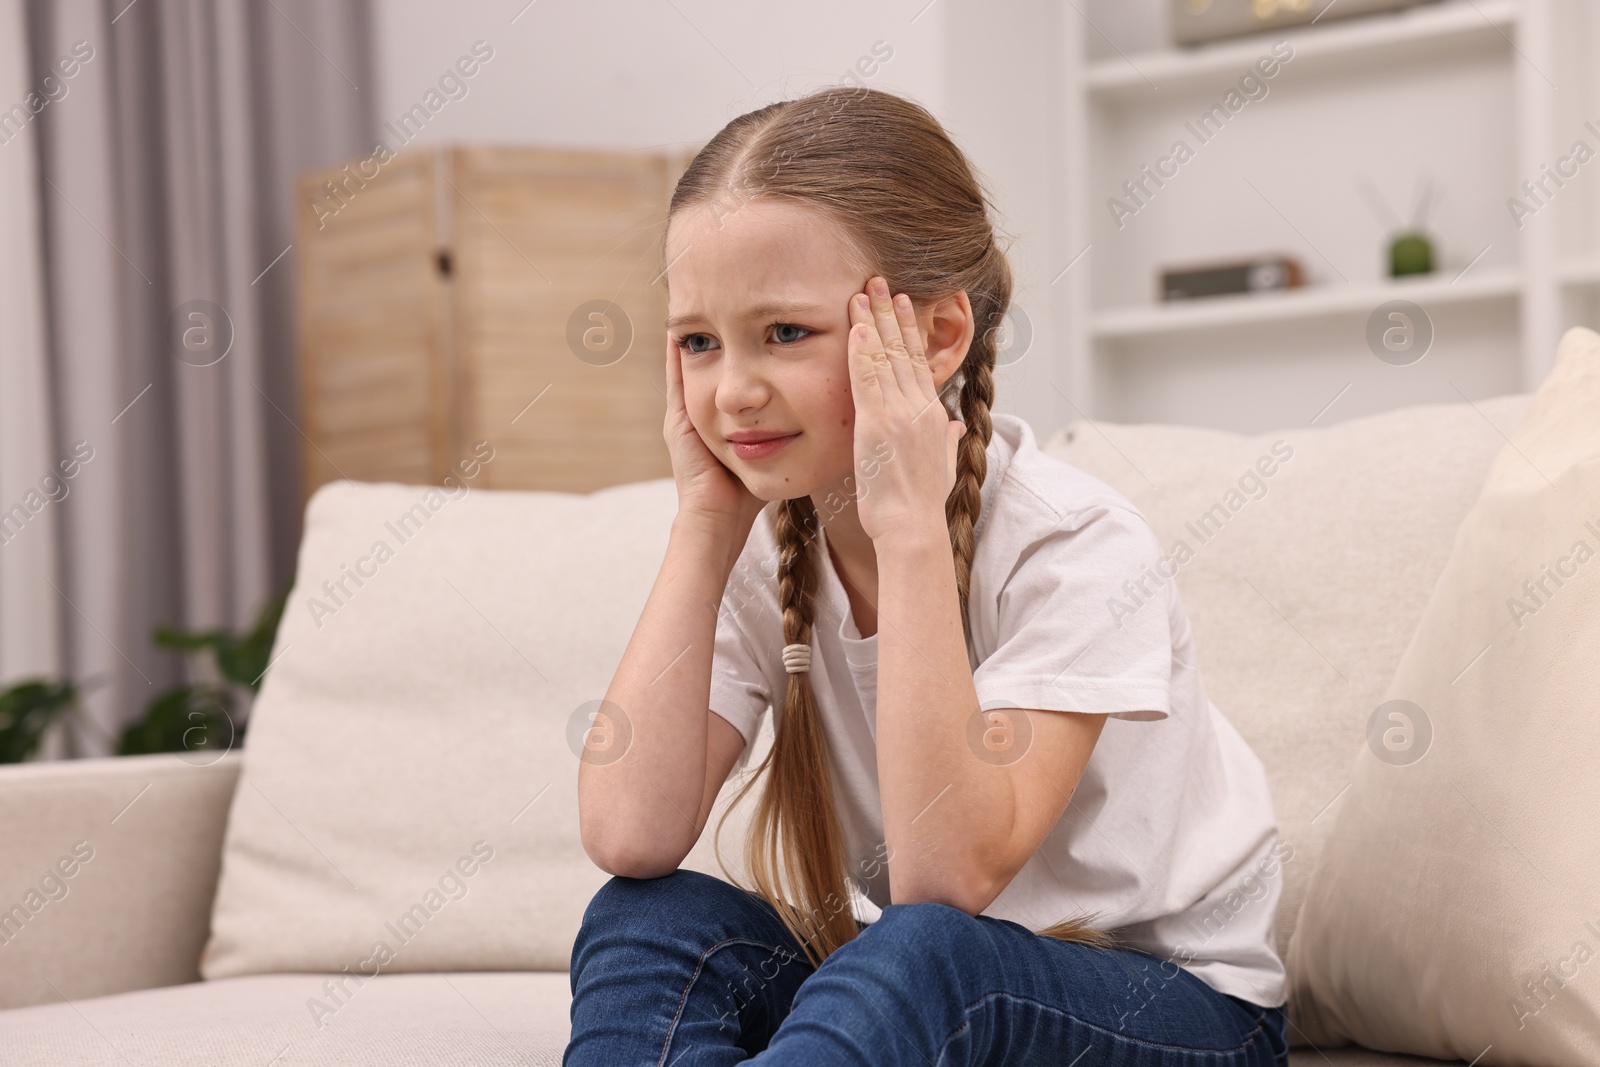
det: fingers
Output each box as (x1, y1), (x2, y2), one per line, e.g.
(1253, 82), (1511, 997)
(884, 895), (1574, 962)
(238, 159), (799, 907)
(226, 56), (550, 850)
(860, 282), (917, 398)
(864, 280), (906, 354)
(890, 289), (940, 406)
(847, 316), (884, 413)
(888, 292), (922, 357)
(853, 278), (936, 404)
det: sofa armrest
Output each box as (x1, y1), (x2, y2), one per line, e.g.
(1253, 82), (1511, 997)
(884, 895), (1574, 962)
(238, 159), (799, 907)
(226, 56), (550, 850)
(0, 751), (241, 1010)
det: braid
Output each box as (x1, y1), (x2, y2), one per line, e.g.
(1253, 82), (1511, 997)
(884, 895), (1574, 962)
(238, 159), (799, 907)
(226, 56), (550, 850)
(774, 497), (821, 651)
(946, 354), (995, 648)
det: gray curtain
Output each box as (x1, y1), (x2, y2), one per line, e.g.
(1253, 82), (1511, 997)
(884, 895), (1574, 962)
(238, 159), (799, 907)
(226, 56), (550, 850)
(12, 0), (372, 755)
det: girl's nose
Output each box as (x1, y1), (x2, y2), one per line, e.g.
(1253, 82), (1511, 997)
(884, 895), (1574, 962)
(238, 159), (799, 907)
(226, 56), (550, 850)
(714, 349), (769, 412)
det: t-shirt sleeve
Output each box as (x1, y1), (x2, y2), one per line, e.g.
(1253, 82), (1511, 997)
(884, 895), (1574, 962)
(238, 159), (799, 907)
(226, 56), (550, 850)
(972, 504), (1172, 721)
(707, 560), (775, 753)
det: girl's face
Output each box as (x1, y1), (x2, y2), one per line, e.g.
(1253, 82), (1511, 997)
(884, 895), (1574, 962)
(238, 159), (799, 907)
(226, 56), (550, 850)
(664, 198), (962, 504)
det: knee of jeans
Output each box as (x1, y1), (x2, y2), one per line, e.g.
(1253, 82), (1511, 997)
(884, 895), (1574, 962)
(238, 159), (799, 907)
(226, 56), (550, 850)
(577, 867), (746, 942)
(835, 900), (995, 979)
(874, 899), (982, 938)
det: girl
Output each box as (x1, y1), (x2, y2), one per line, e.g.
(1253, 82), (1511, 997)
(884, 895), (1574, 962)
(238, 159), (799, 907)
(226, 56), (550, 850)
(568, 86), (1291, 1067)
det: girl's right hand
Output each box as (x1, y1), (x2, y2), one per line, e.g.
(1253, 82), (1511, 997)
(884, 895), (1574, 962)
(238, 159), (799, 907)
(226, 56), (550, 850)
(662, 332), (765, 532)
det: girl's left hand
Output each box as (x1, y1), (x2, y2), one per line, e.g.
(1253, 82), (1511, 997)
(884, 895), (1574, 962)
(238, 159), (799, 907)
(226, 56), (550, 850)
(848, 276), (967, 546)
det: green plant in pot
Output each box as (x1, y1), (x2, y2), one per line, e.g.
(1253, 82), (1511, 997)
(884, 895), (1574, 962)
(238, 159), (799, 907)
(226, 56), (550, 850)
(1358, 172), (1440, 279)
(117, 585), (288, 757)
(1388, 231), (1434, 277)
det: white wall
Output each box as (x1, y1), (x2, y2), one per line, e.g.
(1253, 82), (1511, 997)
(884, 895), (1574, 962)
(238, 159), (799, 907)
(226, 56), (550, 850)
(372, 1), (945, 149)
(369, 0), (1074, 437)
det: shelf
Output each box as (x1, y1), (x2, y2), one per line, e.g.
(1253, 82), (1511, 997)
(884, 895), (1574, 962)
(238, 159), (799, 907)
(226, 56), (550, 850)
(1086, 0), (1517, 103)
(1092, 266), (1521, 340)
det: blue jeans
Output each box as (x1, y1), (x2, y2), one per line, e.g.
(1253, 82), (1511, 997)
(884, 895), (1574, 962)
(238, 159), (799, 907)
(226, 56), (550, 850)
(566, 868), (1289, 1066)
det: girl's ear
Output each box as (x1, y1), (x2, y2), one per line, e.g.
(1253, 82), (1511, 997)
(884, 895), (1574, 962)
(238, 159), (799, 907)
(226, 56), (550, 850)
(920, 290), (975, 389)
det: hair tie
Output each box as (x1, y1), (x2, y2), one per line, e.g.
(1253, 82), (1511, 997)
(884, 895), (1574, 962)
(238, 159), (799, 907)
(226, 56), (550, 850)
(782, 643), (812, 674)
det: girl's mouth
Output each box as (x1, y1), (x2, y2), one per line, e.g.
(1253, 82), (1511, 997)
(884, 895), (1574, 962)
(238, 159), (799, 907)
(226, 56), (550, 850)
(729, 433), (800, 461)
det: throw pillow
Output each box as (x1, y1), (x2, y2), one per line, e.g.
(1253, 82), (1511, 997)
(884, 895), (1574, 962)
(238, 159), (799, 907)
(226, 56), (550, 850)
(1288, 326), (1600, 1064)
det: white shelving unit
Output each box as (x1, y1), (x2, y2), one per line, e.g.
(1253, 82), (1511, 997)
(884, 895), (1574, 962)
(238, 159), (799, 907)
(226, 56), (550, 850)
(1055, 0), (1600, 432)
(1092, 264), (1521, 339)
(1084, 0), (1518, 98)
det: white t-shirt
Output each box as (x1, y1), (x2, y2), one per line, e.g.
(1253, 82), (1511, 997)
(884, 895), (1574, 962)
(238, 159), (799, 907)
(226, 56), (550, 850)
(707, 411), (1289, 1009)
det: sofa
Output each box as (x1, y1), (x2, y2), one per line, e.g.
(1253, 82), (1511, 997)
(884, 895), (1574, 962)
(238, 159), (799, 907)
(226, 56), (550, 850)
(2, 357), (1573, 1065)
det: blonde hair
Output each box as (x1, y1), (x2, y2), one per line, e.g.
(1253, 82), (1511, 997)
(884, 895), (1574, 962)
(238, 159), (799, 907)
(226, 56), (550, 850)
(664, 85), (1117, 968)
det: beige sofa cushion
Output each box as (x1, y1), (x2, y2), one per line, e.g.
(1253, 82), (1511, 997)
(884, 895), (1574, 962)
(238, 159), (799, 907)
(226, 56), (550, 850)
(200, 477), (770, 979)
(1040, 387), (1532, 982)
(1287, 326), (1600, 1064)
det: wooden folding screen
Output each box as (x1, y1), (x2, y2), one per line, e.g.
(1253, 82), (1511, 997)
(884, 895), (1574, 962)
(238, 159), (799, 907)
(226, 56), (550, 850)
(296, 145), (694, 503)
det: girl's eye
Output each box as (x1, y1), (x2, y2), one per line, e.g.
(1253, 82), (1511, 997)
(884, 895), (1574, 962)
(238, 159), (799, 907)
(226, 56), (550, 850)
(771, 323), (811, 345)
(674, 325), (813, 355)
(676, 333), (715, 356)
